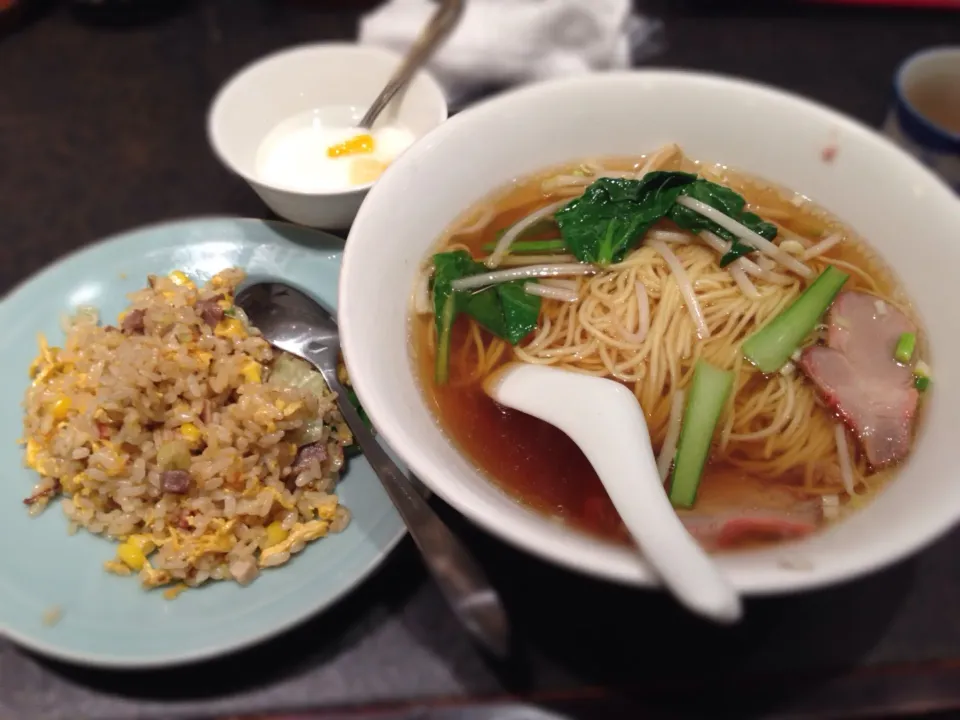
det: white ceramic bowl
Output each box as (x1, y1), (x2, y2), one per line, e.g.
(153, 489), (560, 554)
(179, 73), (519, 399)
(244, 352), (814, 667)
(208, 43), (448, 229)
(341, 71), (960, 595)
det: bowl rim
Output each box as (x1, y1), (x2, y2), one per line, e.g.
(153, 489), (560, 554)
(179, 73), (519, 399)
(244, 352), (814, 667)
(341, 68), (960, 595)
(206, 42), (449, 198)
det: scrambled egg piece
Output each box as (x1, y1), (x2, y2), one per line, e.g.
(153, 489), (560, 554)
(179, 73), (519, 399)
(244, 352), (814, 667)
(214, 317), (247, 340)
(259, 519), (329, 566)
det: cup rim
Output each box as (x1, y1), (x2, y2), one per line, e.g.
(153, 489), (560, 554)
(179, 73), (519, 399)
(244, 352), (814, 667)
(893, 45), (960, 148)
(206, 42), (449, 199)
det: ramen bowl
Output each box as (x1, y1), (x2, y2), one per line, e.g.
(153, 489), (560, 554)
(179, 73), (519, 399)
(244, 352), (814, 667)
(340, 71), (960, 594)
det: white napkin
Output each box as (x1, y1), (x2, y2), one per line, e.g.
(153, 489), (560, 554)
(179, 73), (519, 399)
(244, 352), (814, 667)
(359, 0), (663, 107)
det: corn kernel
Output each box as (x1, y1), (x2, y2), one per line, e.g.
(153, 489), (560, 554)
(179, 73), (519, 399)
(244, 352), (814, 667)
(126, 534), (156, 555)
(180, 422), (202, 444)
(216, 297), (233, 310)
(117, 542), (146, 571)
(168, 270), (194, 288)
(265, 521), (288, 547)
(195, 351), (213, 369)
(214, 318), (246, 340)
(117, 310), (128, 324)
(51, 395), (71, 420)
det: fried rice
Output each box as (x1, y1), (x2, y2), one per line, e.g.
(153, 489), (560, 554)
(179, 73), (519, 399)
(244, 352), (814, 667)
(21, 268), (352, 596)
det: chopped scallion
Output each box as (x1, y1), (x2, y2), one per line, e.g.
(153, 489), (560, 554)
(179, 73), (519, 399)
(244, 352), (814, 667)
(915, 375), (930, 391)
(894, 332), (916, 364)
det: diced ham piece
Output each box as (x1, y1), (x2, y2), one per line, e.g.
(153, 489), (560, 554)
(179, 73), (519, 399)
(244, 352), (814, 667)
(160, 469), (193, 494)
(121, 308), (146, 334)
(799, 291), (918, 468)
(195, 295), (225, 328)
(290, 442), (326, 475)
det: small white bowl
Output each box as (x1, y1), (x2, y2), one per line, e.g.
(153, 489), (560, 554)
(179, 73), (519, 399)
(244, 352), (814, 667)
(208, 43), (448, 229)
(340, 71), (960, 597)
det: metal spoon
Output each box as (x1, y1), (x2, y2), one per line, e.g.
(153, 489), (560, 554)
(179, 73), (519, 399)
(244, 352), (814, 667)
(357, 0), (464, 129)
(236, 281), (509, 658)
(485, 363), (742, 624)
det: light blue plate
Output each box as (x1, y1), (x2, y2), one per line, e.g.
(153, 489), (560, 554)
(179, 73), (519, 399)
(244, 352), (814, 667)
(0, 218), (405, 668)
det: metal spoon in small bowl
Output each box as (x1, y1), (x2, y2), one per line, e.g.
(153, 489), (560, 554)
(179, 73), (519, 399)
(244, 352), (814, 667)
(357, 0), (464, 129)
(484, 362), (742, 624)
(236, 281), (509, 658)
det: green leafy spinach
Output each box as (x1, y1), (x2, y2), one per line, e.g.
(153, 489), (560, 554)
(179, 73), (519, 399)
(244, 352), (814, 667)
(432, 250), (540, 383)
(554, 173), (696, 265)
(552, 172), (778, 267)
(667, 180), (778, 266)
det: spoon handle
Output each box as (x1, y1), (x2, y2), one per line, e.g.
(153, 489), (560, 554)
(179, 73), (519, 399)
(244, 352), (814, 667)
(322, 372), (510, 658)
(358, 0), (464, 129)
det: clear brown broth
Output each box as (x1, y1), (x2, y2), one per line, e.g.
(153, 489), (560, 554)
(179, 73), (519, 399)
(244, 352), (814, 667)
(411, 157), (914, 547)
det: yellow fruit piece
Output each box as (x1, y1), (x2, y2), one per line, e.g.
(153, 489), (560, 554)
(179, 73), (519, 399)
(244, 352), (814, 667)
(265, 521), (289, 547)
(241, 360), (262, 384)
(327, 133), (375, 158)
(349, 157), (387, 186)
(180, 422), (202, 444)
(126, 534), (156, 555)
(214, 318), (246, 340)
(117, 542), (146, 571)
(50, 395), (71, 420)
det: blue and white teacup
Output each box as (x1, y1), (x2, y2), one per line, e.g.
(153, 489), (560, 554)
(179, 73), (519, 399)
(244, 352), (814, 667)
(883, 47), (960, 193)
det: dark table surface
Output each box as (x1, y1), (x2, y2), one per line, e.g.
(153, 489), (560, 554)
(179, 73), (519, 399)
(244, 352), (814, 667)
(3, 2), (960, 719)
